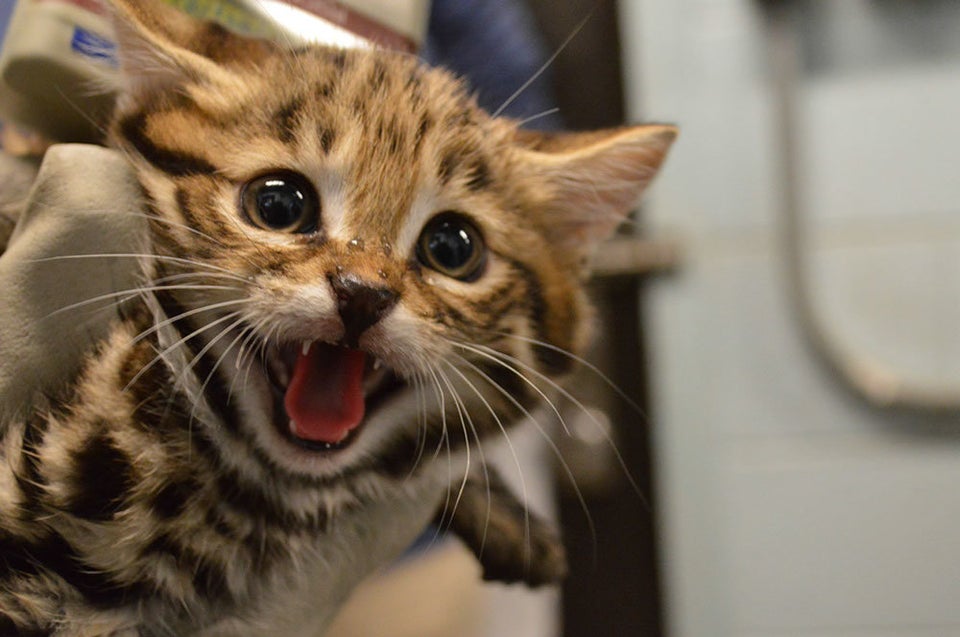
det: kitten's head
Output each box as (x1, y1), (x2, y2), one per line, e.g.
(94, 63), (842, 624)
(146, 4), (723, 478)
(106, 0), (675, 482)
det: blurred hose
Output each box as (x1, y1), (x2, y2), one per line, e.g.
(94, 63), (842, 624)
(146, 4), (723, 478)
(764, 0), (960, 415)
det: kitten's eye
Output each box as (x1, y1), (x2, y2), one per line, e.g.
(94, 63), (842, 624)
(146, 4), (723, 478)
(416, 212), (486, 281)
(241, 172), (318, 233)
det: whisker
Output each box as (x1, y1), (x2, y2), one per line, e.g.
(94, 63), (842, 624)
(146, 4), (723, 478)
(160, 313), (248, 433)
(151, 271), (250, 286)
(31, 253), (251, 279)
(453, 341), (572, 437)
(493, 330), (647, 417)
(435, 365), (474, 530)
(492, 9), (596, 118)
(425, 365), (461, 537)
(129, 298), (250, 347)
(423, 365), (449, 463)
(188, 317), (252, 429)
(42, 284), (239, 320)
(440, 360), (516, 563)
(403, 369), (431, 481)
(447, 350), (597, 551)
(124, 212), (233, 250)
(517, 107), (561, 128)
(463, 341), (646, 502)
(123, 311), (243, 392)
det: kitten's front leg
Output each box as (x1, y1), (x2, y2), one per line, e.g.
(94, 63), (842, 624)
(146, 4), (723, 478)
(438, 466), (568, 587)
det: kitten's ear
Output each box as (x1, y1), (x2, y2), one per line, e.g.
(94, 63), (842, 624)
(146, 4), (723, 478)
(107, 0), (269, 101)
(516, 124), (677, 255)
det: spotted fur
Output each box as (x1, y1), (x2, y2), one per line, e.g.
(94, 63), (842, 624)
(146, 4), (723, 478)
(0, 0), (674, 634)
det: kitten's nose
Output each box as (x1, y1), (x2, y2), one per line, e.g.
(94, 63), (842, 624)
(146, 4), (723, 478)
(327, 274), (398, 348)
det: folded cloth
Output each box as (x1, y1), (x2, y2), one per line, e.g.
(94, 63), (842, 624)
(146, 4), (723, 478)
(0, 144), (146, 422)
(0, 152), (39, 250)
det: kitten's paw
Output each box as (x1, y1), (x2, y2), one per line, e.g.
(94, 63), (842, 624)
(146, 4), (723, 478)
(439, 468), (568, 588)
(476, 511), (568, 587)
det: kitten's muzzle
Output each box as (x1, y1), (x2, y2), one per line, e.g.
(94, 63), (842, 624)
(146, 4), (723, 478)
(262, 340), (405, 453)
(328, 273), (398, 348)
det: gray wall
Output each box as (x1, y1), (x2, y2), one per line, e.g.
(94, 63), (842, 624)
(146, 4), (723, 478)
(622, 1), (960, 635)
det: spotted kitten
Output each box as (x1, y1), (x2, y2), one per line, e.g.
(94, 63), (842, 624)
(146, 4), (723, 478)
(0, 0), (675, 634)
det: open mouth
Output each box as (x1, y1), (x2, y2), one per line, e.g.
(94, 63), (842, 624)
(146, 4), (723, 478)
(263, 340), (405, 452)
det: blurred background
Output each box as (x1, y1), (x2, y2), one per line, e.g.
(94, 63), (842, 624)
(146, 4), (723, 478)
(620, 1), (960, 636)
(523, 0), (960, 635)
(4, 0), (960, 635)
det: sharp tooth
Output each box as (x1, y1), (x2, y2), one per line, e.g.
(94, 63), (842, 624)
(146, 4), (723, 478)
(289, 419), (298, 435)
(373, 358), (383, 371)
(302, 341), (312, 356)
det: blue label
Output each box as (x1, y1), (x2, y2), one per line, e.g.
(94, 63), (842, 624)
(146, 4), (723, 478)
(70, 26), (117, 66)
(0, 1), (16, 47)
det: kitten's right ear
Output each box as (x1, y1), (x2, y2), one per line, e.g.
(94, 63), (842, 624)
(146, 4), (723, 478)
(514, 124), (677, 258)
(106, 0), (266, 103)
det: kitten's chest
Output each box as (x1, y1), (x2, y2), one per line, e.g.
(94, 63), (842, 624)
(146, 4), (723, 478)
(196, 479), (446, 636)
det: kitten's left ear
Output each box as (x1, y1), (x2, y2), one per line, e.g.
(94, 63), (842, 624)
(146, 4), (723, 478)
(516, 124), (677, 255)
(107, 0), (270, 103)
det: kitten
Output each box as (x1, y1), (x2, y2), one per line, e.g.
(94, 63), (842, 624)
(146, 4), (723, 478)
(0, 0), (675, 634)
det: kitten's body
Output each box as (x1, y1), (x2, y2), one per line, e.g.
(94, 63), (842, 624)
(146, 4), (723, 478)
(0, 1), (674, 634)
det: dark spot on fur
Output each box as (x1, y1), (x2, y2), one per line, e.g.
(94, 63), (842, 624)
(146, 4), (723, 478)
(438, 150), (460, 185)
(1, 532), (151, 608)
(319, 125), (336, 153)
(215, 471), (326, 532)
(504, 258), (571, 374)
(67, 432), (135, 521)
(150, 476), (198, 520)
(370, 61), (387, 90)
(118, 110), (217, 177)
(475, 360), (529, 403)
(414, 114), (431, 153)
(206, 507), (239, 541)
(18, 414), (49, 509)
(388, 124), (403, 155)
(152, 290), (196, 357)
(275, 95), (303, 143)
(530, 343), (574, 376)
(316, 81), (335, 99)
(376, 430), (425, 479)
(174, 187), (197, 227)
(376, 120), (404, 155)
(188, 339), (242, 438)
(404, 72), (423, 101)
(0, 613), (46, 637)
(192, 554), (230, 600)
(352, 95), (367, 114)
(465, 157), (491, 191)
(142, 534), (231, 602)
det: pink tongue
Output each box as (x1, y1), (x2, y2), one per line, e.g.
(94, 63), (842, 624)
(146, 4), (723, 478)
(284, 344), (367, 445)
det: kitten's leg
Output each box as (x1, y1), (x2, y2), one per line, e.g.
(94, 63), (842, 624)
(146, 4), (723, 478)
(438, 466), (567, 587)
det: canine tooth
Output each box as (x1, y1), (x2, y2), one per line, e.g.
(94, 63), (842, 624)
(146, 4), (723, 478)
(289, 419), (298, 434)
(302, 341), (312, 356)
(373, 358), (383, 371)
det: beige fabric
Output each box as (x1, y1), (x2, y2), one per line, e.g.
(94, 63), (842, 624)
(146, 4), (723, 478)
(0, 144), (146, 422)
(326, 542), (484, 637)
(0, 152), (38, 251)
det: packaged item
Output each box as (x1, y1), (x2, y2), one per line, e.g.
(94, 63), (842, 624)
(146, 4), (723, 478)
(0, 0), (429, 143)
(0, 0), (115, 142)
